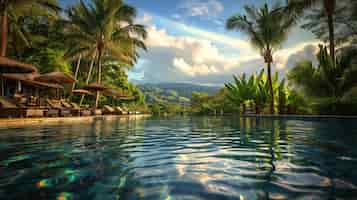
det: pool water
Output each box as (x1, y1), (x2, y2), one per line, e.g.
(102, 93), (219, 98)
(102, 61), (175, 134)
(1, 116), (357, 200)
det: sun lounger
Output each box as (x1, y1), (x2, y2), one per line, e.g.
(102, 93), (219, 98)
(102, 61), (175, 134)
(71, 102), (91, 116)
(103, 105), (116, 115)
(92, 109), (102, 116)
(61, 100), (81, 116)
(0, 96), (45, 118)
(123, 106), (134, 114)
(46, 99), (71, 117)
(115, 106), (127, 115)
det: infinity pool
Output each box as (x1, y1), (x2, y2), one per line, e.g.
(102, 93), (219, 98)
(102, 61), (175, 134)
(1, 116), (357, 200)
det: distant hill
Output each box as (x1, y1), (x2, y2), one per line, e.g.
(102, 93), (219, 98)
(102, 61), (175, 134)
(138, 83), (221, 104)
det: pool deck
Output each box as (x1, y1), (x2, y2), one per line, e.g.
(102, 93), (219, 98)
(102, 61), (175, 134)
(241, 114), (357, 119)
(0, 114), (151, 128)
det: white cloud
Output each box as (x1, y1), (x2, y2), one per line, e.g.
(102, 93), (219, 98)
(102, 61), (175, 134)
(145, 26), (241, 77)
(179, 0), (224, 17)
(136, 13), (153, 24)
(131, 17), (319, 85)
(274, 41), (320, 70)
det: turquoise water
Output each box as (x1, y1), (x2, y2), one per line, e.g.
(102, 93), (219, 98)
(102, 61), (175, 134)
(1, 116), (357, 200)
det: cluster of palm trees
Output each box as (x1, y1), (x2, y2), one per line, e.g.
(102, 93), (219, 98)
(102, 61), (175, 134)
(0, 0), (147, 108)
(0, 0), (59, 57)
(63, 0), (147, 107)
(226, 0), (351, 114)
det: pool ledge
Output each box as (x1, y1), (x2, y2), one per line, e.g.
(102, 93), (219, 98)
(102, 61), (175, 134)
(0, 114), (151, 128)
(241, 114), (357, 119)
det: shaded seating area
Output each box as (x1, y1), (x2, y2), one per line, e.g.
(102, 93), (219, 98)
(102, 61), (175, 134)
(46, 99), (71, 117)
(0, 57), (139, 118)
(103, 105), (116, 115)
(0, 96), (44, 118)
(71, 102), (91, 116)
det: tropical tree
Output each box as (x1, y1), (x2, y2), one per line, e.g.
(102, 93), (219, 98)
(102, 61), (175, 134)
(226, 3), (295, 114)
(63, 0), (147, 108)
(0, 0), (59, 56)
(225, 73), (256, 114)
(288, 45), (357, 114)
(284, 0), (349, 66)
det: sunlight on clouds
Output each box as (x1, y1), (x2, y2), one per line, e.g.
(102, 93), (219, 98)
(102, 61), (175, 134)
(173, 58), (218, 76)
(135, 13), (319, 83)
(179, 0), (224, 17)
(274, 41), (319, 70)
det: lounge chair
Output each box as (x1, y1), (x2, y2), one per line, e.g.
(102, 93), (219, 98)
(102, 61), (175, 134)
(103, 105), (116, 115)
(46, 99), (71, 117)
(0, 96), (45, 118)
(61, 100), (81, 116)
(92, 108), (102, 116)
(70, 102), (91, 116)
(115, 106), (127, 115)
(122, 106), (134, 115)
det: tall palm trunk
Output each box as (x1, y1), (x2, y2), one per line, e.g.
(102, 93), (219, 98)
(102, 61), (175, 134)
(94, 50), (102, 108)
(80, 53), (96, 106)
(72, 54), (82, 91)
(325, 1), (335, 67)
(241, 102), (246, 115)
(0, 12), (8, 56)
(267, 62), (274, 114)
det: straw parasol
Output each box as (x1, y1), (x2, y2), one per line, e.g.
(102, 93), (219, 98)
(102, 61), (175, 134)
(72, 89), (94, 96)
(102, 88), (121, 97)
(0, 57), (38, 73)
(1, 73), (64, 89)
(84, 83), (108, 91)
(117, 96), (136, 101)
(34, 72), (77, 85)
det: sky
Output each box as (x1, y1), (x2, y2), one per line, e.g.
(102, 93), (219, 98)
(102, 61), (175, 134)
(60, 0), (319, 86)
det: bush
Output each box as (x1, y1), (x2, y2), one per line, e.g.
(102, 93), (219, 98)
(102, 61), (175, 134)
(313, 98), (357, 115)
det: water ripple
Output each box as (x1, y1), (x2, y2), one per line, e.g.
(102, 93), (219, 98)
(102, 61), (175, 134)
(0, 116), (357, 199)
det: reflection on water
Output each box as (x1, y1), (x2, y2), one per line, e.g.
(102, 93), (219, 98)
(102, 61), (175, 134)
(1, 116), (357, 200)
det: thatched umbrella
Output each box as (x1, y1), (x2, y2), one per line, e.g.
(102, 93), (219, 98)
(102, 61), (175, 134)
(0, 57), (38, 73)
(0, 57), (38, 96)
(34, 72), (77, 85)
(117, 96), (136, 101)
(1, 73), (63, 89)
(72, 89), (94, 96)
(84, 83), (108, 92)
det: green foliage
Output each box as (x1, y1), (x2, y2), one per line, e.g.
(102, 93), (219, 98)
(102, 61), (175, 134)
(23, 48), (71, 73)
(225, 69), (309, 115)
(288, 45), (357, 115)
(1, 0), (60, 56)
(190, 90), (239, 115)
(288, 45), (357, 98)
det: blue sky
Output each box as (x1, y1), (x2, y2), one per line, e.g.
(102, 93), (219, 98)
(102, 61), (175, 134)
(60, 0), (318, 85)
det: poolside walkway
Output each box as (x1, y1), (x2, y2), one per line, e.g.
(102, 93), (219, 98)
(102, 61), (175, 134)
(241, 114), (357, 119)
(0, 114), (151, 128)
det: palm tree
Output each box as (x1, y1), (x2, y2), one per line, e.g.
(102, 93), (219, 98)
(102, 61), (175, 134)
(226, 3), (295, 114)
(0, 0), (59, 56)
(285, 0), (338, 66)
(225, 73), (256, 114)
(63, 0), (147, 108)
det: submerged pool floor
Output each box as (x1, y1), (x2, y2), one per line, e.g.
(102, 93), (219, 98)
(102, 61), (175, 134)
(1, 116), (357, 200)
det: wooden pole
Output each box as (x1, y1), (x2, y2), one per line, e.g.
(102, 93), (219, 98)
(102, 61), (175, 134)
(1, 76), (4, 96)
(80, 51), (96, 106)
(72, 54), (82, 91)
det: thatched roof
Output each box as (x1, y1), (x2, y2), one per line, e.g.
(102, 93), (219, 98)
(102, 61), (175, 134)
(0, 57), (38, 73)
(84, 83), (108, 91)
(72, 89), (94, 96)
(34, 72), (77, 84)
(117, 96), (136, 101)
(1, 73), (63, 89)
